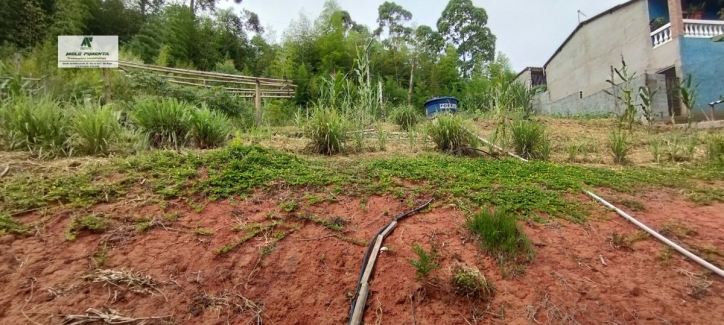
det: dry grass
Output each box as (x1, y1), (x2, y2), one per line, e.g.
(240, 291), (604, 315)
(450, 264), (495, 300)
(677, 268), (713, 298)
(189, 290), (264, 323)
(63, 307), (172, 325)
(470, 117), (717, 166)
(83, 269), (162, 297)
(242, 118), (720, 166)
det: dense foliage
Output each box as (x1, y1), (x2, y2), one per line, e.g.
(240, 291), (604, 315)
(0, 0), (525, 111)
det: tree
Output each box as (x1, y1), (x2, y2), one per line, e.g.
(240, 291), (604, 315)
(0, 0), (50, 48)
(132, 0), (165, 17)
(241, 9), (264, 34)
(189, 0), (242, 14)
(374, 1), (412, 42)
(437, 0), (496, 78)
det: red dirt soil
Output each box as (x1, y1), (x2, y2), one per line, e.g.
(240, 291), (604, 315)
(1, 191), (723, 325)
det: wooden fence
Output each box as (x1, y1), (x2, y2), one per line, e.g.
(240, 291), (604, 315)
(117, 61), (296, 122)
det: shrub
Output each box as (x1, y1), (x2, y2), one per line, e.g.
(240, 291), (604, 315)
(510, 119), (550, 160)
(466, 208), (532, 263)
(390, 105), (422, 131)
(190, 105), (232, 149)
(0, 96), (71, 157)
(451, 264), (495, 299)
(304, 107), (349, 155)
(69, 105), (121, 155)
(706, 134), (724, 164)
(197, 87), (247, 117)
(426, 113), (479, 152)
(408, 244), (439, 281)
(131, 98), (191, 149)
(608, 129), (632, 164)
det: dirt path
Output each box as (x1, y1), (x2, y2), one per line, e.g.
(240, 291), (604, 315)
(1, 192), (722, 325)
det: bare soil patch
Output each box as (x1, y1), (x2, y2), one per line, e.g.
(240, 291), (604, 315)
(1, 191), (722, 324)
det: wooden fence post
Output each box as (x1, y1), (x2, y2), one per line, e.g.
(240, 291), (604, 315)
(102, 68), (112, 104)
(255, 79), (261, 125)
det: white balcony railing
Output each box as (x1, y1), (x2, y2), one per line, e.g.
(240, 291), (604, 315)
(683, 19), (724, 38)
(652, 20), (724, 48)
(651, 23), (672, 48)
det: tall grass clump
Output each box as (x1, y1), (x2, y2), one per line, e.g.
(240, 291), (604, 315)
(426, 113), (479, 152)
(69, 105), (121, 155)
(466, 208), (532, 264)
(190, 105), (232, 149)
(131, 98), (191, 149)
(390, 105), (422, 131)
(706, 134), (724, 164)
(609, 129), (632, 164)
(510, 119), (550, 160)
(0, 96), (71, 157)
(304, 107), (349, 155)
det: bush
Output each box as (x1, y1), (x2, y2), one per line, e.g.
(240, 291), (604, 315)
(69, 105), (121, 155)
(426, 113), (479, 152)
(466, 208), (532, 263)
(390, 105), (422, 131)
(131, 98), (191, 149)
(190, 105), (232, 149)
(304, 107), (349, 155)
(609, 129), (632, 164)
(510, 119), (550, 160)
(197, 87), (247, 117)
(706, 134), (724, 164)
(451, 264), (495, 299)
(0, 96), (71, 157)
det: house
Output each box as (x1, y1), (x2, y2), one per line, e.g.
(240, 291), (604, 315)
(514, 67), (547, 90)
(528, 0), (724, 121)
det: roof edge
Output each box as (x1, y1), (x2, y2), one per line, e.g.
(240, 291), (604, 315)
(543, 0), (642, 69)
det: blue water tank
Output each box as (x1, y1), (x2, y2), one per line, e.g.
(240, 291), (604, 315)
(424, 97), (458, 117)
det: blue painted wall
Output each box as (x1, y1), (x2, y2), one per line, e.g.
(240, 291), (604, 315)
(648, 0), (670, 22)
(679, 37), (724, 118)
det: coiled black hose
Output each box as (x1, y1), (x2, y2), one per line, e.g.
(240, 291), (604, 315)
(347, 198), (434, 324)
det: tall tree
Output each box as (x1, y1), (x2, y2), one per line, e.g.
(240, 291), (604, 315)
(0, 0), (50, 48)
(189, 0), (243, 14)
(437, 0), (496, 78)
(374, 1), (412, 42)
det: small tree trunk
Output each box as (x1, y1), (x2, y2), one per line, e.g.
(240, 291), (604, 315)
(408, 57), (415, 106)
(189, 0), (195, 13)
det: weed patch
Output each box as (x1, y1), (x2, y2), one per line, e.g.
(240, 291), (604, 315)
(0, 213), (28, 235)
(300, 214), (346, 231)
(466, 208), (533, 268)
(66, 215), (110, 240)
(218, 221), (283, 254)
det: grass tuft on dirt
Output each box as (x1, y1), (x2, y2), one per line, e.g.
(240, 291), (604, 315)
(466, 208), (533, 266)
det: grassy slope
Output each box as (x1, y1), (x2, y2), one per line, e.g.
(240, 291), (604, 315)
(1, 145), (723, 234)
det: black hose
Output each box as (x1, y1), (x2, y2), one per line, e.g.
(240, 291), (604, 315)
(449, 147), (500, 160)
(347, 198), (434, 324)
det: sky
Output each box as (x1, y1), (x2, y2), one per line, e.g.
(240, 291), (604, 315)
(219, 0), (631, 72)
